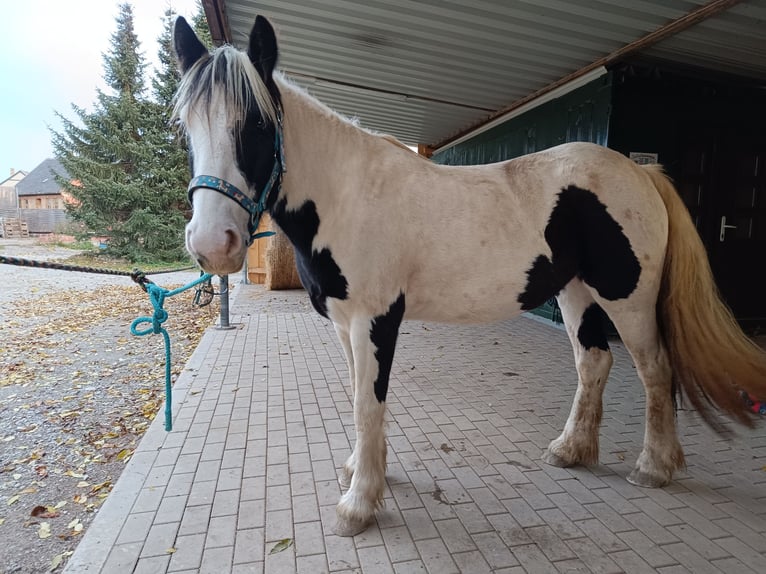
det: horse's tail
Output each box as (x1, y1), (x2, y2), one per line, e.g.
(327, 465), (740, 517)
(645, 164), (766, 429)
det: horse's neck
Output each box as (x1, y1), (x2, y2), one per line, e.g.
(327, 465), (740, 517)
(278, 84), (370, 206)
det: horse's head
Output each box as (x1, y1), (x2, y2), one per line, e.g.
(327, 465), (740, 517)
(173, 16), (281, 275)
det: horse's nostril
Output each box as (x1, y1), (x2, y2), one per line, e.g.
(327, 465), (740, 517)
(224, 228), (240, 255)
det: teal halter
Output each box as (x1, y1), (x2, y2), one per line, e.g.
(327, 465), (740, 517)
(187, 111), (285, 245)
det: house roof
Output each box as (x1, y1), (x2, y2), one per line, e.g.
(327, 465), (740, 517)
(0, 170), (28, 187)
(15, 158), (69, 197)
(205, 0), (766, 151)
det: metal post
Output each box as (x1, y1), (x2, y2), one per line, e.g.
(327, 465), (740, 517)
(217, 274), (235, 330)
(241, 258), (249, 285)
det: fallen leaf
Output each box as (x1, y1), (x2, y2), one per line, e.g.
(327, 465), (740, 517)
(38, 522), (52, 539)
(166, 547), (177, 554)
(76, 481), (89, 488)
(7, 495), (20, 506)
(269, 538), (294, 554)
(0, 518), (5, 525)
(73, 494), (87, 504)
(49, 550), (73, 571)
(67, 517), (82, 530)
(90, 480), (112, 494)
(115, 448), (133, 461)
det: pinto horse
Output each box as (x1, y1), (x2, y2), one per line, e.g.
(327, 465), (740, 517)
(173, 16), (766, 536)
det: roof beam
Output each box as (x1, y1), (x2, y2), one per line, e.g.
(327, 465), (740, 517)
(433, 0), (743, 150)
(203, 0), (231, 46)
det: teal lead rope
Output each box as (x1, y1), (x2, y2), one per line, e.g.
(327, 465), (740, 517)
(131, 273), (214, 431)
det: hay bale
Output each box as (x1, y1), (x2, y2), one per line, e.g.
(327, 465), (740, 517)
(265, 225), (302, 290)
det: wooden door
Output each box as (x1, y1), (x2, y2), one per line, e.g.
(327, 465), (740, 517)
(676, 125), (766, 327)
(709, 129), (766, 325)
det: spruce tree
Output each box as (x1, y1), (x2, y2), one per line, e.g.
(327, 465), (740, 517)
(51, 2), (188, 263)
(192, 1), (214, 49)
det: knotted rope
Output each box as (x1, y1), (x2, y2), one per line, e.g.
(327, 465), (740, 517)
(1, 253), (212, 432)
(130, 273), (213, 431)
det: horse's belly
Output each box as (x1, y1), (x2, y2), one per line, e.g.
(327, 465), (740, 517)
(403, 278), (528, 324)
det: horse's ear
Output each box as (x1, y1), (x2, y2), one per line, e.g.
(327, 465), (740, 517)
(247, 16), (278, 82)
(174, 17), (208, 73)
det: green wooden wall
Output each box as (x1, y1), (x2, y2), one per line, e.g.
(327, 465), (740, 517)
(431, 72), (613, 166)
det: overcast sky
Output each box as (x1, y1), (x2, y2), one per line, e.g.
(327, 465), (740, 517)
(0, 0), (200, 178)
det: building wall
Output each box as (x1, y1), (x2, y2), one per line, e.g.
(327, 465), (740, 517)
(18, 194), (66, 210)
(431, 72), (613, 166)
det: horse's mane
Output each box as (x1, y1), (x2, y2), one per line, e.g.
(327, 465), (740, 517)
(172, 45), (278, 128)
(174, 44), (426, 161)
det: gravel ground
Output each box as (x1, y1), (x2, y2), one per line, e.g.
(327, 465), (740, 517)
(0, 239), (220, 574)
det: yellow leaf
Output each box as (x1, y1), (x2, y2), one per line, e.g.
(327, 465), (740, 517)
(7, 495), (19, 506)
(54, 501), (67, 509)
(166, 547), (177, 554)
(269, 538), (294, 554)
(76, 481), (89, 488)
(0, 518), (5, 525)
(38, 522), (51, 539)
(73, 494), (87, 504)
(116, 448), (134, 461)
(67, 517), (81, 529)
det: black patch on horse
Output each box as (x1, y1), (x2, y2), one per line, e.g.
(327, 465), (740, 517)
(370, 293), (406, 403)
(234, 88), (282, 200)
(518, 186), (641, 310)
(577, 303), (610, 351)
(271, 198), (348, 318)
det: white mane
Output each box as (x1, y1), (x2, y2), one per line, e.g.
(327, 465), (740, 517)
(173, 45), (278, 129)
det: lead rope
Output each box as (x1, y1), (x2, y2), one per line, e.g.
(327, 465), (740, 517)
(130, 273), (214, 430)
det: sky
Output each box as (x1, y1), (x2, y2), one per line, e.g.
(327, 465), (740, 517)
(0, 0), (200, 179)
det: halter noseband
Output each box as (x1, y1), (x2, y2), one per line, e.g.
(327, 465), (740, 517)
(187, 110), (285, 246)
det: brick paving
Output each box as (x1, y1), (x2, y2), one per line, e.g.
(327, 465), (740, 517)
(64, 285), (766, 573)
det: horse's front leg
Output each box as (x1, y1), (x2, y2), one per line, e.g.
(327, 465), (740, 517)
(334, 295), (405, 537)
(334, 323), (357, 488)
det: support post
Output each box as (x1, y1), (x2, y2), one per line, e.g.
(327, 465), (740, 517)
(217, 274), (235, 330)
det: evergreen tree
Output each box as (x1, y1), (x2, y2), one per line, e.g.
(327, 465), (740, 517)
(192, 1), (214, 49)
(51, 3), (188, 262)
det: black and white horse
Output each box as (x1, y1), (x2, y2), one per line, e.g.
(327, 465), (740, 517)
(173, 16), (766, 536)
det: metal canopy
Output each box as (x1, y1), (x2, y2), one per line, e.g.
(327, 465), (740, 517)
(202, 0), (766, 150)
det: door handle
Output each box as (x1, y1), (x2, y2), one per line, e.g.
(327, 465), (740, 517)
(719, 215), (737, 242)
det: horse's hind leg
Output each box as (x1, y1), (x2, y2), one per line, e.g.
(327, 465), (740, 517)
(543, 281), (613, 468)
(334, 295), (405, 537)
(604, 305), (684, 487)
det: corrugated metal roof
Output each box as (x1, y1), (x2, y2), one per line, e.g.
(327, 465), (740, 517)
(206, 0), (766, 148)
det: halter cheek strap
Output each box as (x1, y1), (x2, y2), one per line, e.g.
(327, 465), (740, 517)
(187, 111), (286, 246)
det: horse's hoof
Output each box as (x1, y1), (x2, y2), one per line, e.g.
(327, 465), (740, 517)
(333, 514), (371, 537)
(627, 468), (669, 488)
(542, 449), (575, 468)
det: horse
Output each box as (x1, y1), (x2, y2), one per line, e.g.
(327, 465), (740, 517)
(172, 15), (766, 537)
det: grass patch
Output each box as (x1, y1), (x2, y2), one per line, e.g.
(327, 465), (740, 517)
(60, 252), (196, 273)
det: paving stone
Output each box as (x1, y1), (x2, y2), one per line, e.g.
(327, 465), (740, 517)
(59, 291), (766, 574)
